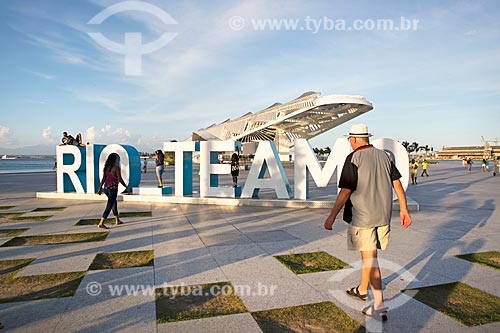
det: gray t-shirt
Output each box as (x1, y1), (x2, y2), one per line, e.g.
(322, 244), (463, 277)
(338, 145), (401, 228)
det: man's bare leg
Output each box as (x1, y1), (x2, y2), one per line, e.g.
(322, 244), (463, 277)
(360, 250), (385, 310)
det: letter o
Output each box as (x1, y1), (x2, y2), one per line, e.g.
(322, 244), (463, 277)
(99, 144), (141, 192)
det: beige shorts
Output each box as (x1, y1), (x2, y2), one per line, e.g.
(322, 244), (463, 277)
(347, 225), (390, 251)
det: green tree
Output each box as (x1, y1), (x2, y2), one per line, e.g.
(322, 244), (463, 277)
(407, 142), (420, 153)
(418, 145), (429, 153)
(165, 139), (177, 164)
(402, 141), (410, 152)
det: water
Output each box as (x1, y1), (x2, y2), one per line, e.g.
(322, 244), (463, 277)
(0, 157), (475, 174)
(0, 157), (56, 174)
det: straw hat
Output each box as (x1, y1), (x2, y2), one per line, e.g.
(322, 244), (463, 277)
(344, 124), (373, 138)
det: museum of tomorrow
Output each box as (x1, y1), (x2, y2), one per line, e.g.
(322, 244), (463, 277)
(189, 91), (373, 160)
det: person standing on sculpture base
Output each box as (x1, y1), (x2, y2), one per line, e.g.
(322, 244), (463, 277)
(231, 153), (240, 188)
(154, 150), (165, 188)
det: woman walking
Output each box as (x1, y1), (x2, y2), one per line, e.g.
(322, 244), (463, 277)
(231, 153), (240, 187)
(97, 153), (130, 229)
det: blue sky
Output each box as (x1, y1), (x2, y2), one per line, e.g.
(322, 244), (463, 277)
(0, 0), (499, 153)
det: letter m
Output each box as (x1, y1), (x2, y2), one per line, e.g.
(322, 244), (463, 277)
(294, 138), (351, 199)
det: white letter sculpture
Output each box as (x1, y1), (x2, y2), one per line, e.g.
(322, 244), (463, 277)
(199, 141), (241, 198)
(98, 144), (141, 193)
(372, 138), (409, 197)
(164, 141), (198, 196)
(241, 141), (292, 199)
(56, 145), (85, 193)
(294, 138), (351, 199)
(294, 138), (409, 200)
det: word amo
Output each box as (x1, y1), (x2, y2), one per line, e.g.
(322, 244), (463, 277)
(57, 138), (409, 200)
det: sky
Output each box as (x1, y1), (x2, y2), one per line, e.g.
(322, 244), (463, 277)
(0, 0), (499, 154)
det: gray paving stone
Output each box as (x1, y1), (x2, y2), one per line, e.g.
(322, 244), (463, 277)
(458, 266), (500, 298)
(54, 267), (156, 333)
(17, 251), (95, 276)
(218, 256), (326, 311)
(376, 296), (467, 333)
(199, 232), (253, 246)
(243, 230), (299, 243)
(153, 236), (206, 258)
(155, 257), (227, 286)
(157, 312), (263, 333)
(155, 246), (212, 265)
(257, 239), (307, 255)
(208, 244), (267, 266)
(0, 298), (71, 333)
(468, 321), (500, 333)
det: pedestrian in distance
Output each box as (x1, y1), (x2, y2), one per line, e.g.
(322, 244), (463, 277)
(324, 124), (412, 322)
(143, 158), (147, 174)
(231, 153), (240, 187)
(97, 153), (131, 229)
(421, 159), (429, 177)
(467, 158), (473, 172)
(410, 159), (418, 184)
(493, 157), (500, 176)
(154, 149), (165, 188)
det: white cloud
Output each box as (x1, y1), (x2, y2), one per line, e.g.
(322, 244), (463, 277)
(41, 126), (57, 143)
(66, 88), (120, 111)
(41, 127), (52, 139)
(26, 99), (47, 105)
(129, 1), (275, 96)
(0, 125), (18, 147)
(85, 126), (96, 143)
(464, 29), (478, 36)
(84, 125), (133, 144)
(0, 126), (11, 141)
(24, 69), (55, 80)
(10, 0), (308, 126)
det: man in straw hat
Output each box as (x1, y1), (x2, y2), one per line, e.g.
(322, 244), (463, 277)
(324, 124), (412, 321)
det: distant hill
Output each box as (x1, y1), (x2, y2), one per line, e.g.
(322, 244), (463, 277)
(0, 144), (56, 156)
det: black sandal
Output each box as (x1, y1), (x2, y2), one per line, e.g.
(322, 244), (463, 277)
(362, 305), (388, 321)
(98, 224), (109, 229)
(346, 286), (368, 301)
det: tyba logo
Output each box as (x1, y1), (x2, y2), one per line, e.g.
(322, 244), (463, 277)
(87, 1), (178, 75)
